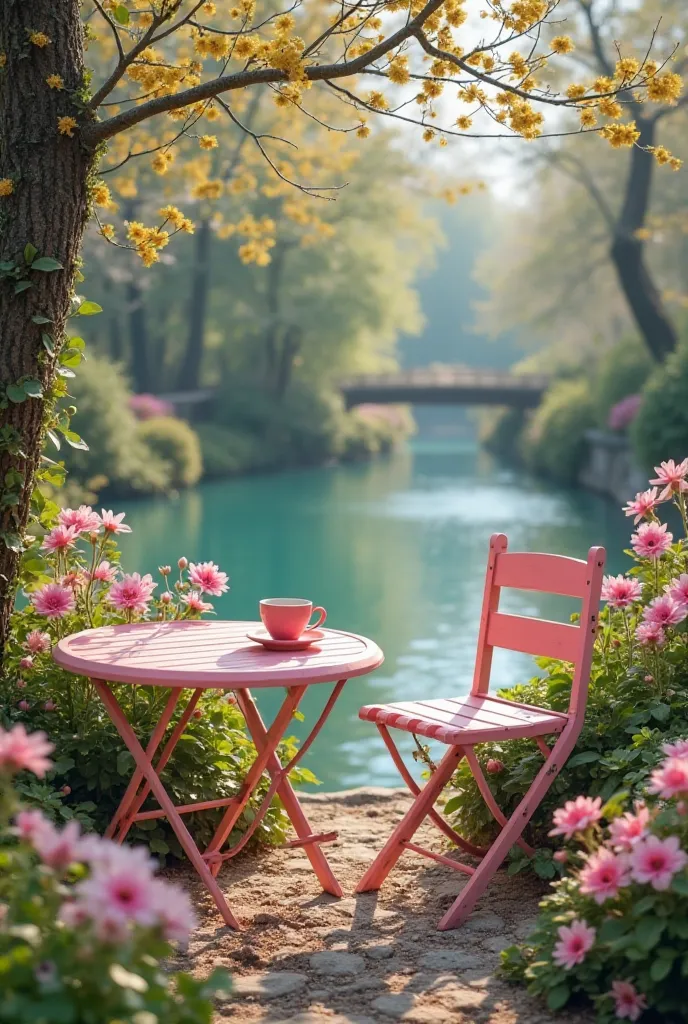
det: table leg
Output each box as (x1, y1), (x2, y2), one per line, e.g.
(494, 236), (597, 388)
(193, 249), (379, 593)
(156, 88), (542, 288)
(105, 688), (181, 840)
(92, 679), (241, 931)
(204, 685), (307, 876)
(236, 685), (345, 898)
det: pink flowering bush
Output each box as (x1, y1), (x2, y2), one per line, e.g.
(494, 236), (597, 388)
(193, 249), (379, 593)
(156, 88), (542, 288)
(447, 458), (688, 879)
(502, 746), (688, 1021)
(2, 507), (313, 856)
(0, 723), (230, 1020)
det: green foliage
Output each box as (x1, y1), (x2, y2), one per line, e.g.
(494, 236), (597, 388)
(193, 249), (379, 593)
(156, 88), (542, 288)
(136, 415), (203, 489)
(479, 407), (528, 464)
(592, 336), (653, 426)
(521, 378), (596, 483)
(502, 772), (688, 1022)
(631, 340), (688, 469)
(62, 355), (170, 495)
(338, 405), (414, 461)
(0, 768), (230, 1022)
(195, 423), (272, 478)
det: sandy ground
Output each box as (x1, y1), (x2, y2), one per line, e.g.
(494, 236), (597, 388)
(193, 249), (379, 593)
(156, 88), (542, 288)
(167, 788), (593, 1024)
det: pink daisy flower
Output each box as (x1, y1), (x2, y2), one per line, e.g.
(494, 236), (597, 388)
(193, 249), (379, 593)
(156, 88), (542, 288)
(610, 980), (647, 1022)
(630, 834), (688, 890)
(150, 879), (197, 943)
(76, 844), (158, 928)
(182, 593), (214, 614)
(33, 819), (83, 872)
(649, 458), (688, 501)
(630, 521), (673, 560)
(552, 919), (596, 970)
(642, 594), (687, 628)
(550, 796), (603, 839)
(579, 848), (631, 904)
(666, 574), (688, 607)
(88, 560), (117, 583)
(14, 808), (51, 844)
(58, 505), (101, 533)
(647, 756), (688, 799)
(32, 583), (76, 619)
(24, 630), (51, 654)
(601, 574), (642, 610)
(607, 805), (650, 851)
(41, 524), (79, 552)
(188, 561), (229, 596)
(98, 509), (132, 534)
(622, 487), (660, 524)
(0, 724), (53, 777)
(635, 621), (666, 647)
(662, 738), (688, 758)
(108, 572), (157, 614)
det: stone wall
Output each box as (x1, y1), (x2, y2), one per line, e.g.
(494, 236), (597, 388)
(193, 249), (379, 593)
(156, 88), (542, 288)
(577, 429), (646, 504)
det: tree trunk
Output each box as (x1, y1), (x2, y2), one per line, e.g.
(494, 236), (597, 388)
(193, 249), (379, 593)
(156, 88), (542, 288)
(176, 217), (212, 392)
(127, 278), (153, 392)
(610, 116), (678, 362)
(0, 0), (95, 648)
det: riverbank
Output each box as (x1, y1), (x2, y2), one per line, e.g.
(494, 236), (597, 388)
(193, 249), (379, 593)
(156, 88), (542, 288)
(170, 787), (593, 1023)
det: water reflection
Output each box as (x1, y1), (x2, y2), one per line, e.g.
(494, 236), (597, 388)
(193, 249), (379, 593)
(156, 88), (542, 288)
(119, 441), (628, 790)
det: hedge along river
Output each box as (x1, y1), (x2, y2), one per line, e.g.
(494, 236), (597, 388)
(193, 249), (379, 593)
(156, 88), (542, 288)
(117, 440), (630, 791)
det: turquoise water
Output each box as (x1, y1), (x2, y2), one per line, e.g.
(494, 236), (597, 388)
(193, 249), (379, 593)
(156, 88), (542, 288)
(118, 442), (629, 790)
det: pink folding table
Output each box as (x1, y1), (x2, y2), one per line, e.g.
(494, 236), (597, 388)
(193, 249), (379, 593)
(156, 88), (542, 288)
(53, 619), (384, 930)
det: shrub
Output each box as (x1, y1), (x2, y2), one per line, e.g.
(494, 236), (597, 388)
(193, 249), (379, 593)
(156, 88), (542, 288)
(195, 423), (273, 478)
(631, 342), (688, 470)
(445, 460), (688, 880)
(0, 724), (230, 1021)
(502, 751), (688, 1021)
(339, 404), (414, 461)
(521, 378), (596, 484)
(480, 407), (528, 463)
(129, 393), (175, 420)
(3, 506), (315, 857)
(137, 415), (203, 488)
(593, 337), (653, 427)
(62, 356), (169, 495)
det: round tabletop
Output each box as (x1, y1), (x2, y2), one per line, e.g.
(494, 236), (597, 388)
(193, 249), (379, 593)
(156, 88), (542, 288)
(53, 620), (384, 689)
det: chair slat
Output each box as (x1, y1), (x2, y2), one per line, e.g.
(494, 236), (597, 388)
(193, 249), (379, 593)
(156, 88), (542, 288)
(487, 612), (580, 662)
(493, 551), (588, 598)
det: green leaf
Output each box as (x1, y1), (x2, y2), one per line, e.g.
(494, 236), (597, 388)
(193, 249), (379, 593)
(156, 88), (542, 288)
(6, 384), (26, 403)
(650, 955), (674, 982)
(41, 332), (54, 355)
(113, 3), (130, 23)
(56, 366), (76, 378)
(22, 379), (43, 398)
(31, 256), (64, 272)
(116, 750), (133, 776)
(62, 430), (88, 451)
(23, 243), (38, 264)
(546, 984), (570, 1011)
(67, 336), (86, 351)
(32, 315), (53, 325)
(598, 917), (631, 943)
(566, 750), (599, 768)
(77, 300), (102, 315)
(650, 703), (671, 723)
(14, 280), (31, 294)
(0, 531), (23, 552)
(672, 874), (688, 896)
(634, 917), (665, 951)
(46, 429), (61, 450)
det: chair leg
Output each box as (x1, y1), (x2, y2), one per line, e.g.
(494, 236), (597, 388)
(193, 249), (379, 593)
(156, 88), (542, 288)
(356, 744), (465, 893)
(437, 725), (575, 930)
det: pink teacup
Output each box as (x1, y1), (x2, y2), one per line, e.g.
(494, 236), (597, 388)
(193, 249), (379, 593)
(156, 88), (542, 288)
(259, 599), (327, 641)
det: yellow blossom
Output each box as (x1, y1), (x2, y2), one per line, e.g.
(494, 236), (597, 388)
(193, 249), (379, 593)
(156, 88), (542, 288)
(92, 182), (112, 207)
(600, 120), (641, 148)
(202, 0), (216, 13)
(159, 205), (186, 228)
(634, 227), (652, 241)
(598, 97), (622, 119)
(46, 74), (64, 89)
(198, 134), (218, 150)
(593, 76), (614, 94)
(114, 177), (137, 198)
(29, 31), (51, 48)
(0, 54), (6, 68)
(455, 115), (472, 130)
(388, 55), (410, 85)
(580, 108), (597, 128)
(126, 221), (148, 243)
(137, 244), (159, 267)
(0, 178), (14, 196)
(615, 57), (640, 82)
(100, 224), (116, 239)
(551, 36), (574, 55)
(670, 157), (683, 171)
(646, 72), (683, 105)
(565, 84), (587, 100)
(356, 123), (371, 139)
(205, 105), (220, 121)
(57, 116), (78, 137)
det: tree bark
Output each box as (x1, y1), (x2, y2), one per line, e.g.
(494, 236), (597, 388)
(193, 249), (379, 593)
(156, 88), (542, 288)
(609, 117), (678, 362)
(0, 0), (95, 647)
(176, 217), (212, 392)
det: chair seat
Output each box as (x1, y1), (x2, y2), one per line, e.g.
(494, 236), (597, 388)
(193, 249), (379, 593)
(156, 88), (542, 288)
(359, 694), (568, 746)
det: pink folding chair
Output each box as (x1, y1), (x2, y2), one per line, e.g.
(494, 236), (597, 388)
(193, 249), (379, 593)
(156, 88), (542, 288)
(355, 533), (605, 929)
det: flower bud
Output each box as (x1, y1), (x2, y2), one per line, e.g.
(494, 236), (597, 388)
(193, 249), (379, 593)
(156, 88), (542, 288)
(18, 700), (30, 711)
(16, 678), (26, 689)
(66, 405), (77, 416)
(192, 709), (202, 719)
(666, 689), (675, 698)
(43, 700), (56, 712)
(19, 656), (33, 670)
(159, 565), (171, 577)
(644, 674), (654, 684)
(553, 850), (568, 863)
(160, 592), (172, 604)
(612, 638), (621, 649)
(61, 785), (71, 796)
(226, 694), (237, 706)
(486, 758), (504, 774)
(89, 531), (99, 544)
(178, 557), (188, 570)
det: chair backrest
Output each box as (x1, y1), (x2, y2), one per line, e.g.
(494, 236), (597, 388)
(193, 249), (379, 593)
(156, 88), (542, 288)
(471, 533), (605, 718)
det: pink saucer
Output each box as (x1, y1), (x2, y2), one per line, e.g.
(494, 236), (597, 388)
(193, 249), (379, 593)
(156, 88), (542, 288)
(246, 628), (326, 652)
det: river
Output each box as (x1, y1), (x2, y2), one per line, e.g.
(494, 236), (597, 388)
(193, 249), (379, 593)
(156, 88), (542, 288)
(118, 441), (629, 790)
